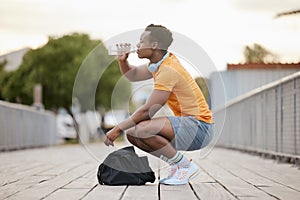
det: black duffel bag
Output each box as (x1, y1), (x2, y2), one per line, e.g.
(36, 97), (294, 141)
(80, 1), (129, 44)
(97, 146), (156, 185)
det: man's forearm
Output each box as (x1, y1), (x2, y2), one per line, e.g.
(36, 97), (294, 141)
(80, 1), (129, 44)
(115, 107), (150, 132)
(118, 60), (136, 81)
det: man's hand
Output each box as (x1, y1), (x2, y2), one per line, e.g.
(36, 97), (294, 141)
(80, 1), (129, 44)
(115, 43), (152, 82)
(116, 43), (131, 62)
(104, 127), (122, 146)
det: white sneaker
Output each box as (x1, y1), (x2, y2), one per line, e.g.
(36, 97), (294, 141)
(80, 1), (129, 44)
(163, 161), (200, 185)
(159, 165), (178, 184)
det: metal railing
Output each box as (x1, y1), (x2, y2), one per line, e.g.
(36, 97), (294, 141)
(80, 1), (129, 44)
(214, 71), (300, 158)
(0, 101), (57, 151)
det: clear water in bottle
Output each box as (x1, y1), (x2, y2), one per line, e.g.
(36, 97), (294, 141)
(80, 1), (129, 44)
(108, 44), (136, 55)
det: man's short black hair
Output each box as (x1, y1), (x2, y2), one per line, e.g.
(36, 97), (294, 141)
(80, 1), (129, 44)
(145, 24), (173, 50)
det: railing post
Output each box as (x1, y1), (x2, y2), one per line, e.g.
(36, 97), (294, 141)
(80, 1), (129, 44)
(275, 86), (279, 152)
(294, 78), (297, 155)
(280, 83), (284, 153)
(264, 91), (268, 151)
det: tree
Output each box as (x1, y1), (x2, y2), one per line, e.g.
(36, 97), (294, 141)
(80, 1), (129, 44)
(1, 33), (131, 112)
(0, 59), (7, 70)
(0, 59), (8, 100)
(96, 60), (131, 110)
(195, 77), (211, 108)
(243, 43), (277, 63)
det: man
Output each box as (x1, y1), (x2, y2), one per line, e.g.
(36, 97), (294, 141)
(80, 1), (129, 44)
(104, 24), (213, 185)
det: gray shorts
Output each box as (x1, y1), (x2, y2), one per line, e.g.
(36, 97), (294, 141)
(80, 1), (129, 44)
(168, 116), (214, 151)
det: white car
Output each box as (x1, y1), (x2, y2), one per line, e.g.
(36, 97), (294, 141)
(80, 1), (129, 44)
(56, 108), (77, 139)
(84, 110), (101, 138)
(101, 110), (129, 133)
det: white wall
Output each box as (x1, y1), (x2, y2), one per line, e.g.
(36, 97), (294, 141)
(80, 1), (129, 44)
(0, 100), (57, 150)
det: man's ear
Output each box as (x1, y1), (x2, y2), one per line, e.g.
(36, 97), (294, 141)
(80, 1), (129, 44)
(151, 42), (159, 50)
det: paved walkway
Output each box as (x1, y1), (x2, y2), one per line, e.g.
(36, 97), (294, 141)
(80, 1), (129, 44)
(1, 142), (300, 200)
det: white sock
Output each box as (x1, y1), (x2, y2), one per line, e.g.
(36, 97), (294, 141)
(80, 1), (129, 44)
(160, 152), (190, 167)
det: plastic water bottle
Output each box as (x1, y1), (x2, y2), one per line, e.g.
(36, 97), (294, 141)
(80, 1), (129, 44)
(108, 44), (136, 55)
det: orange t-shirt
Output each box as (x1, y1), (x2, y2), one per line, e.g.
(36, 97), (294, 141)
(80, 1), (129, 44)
(152, 53), (213, 124)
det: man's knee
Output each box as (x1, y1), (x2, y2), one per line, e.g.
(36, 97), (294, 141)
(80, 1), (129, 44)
(135, 121), (155, 138)
(126, 120), (159, 141)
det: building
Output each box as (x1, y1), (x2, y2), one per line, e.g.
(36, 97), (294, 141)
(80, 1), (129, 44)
(0, 48), (30, 71)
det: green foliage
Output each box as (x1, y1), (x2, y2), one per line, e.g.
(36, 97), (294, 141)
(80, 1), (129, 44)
(195, 77), (211, 107)
(97, 60), (131, 110)
(0, 33), (131, 111)
(0, 59), (7, 70)
(0, 59), (8, 100)
(243, 43), (277, 63)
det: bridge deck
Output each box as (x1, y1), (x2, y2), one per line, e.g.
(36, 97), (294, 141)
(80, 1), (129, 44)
(1, 142), (300, 200)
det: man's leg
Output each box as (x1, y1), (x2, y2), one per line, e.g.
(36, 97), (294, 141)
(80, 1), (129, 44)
(126, 117), (191, 168)
(125, 117), (177, 158)
(125, 117), (200, 185)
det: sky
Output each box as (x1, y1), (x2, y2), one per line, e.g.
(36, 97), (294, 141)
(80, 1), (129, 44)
(1, 0), (300, 72)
